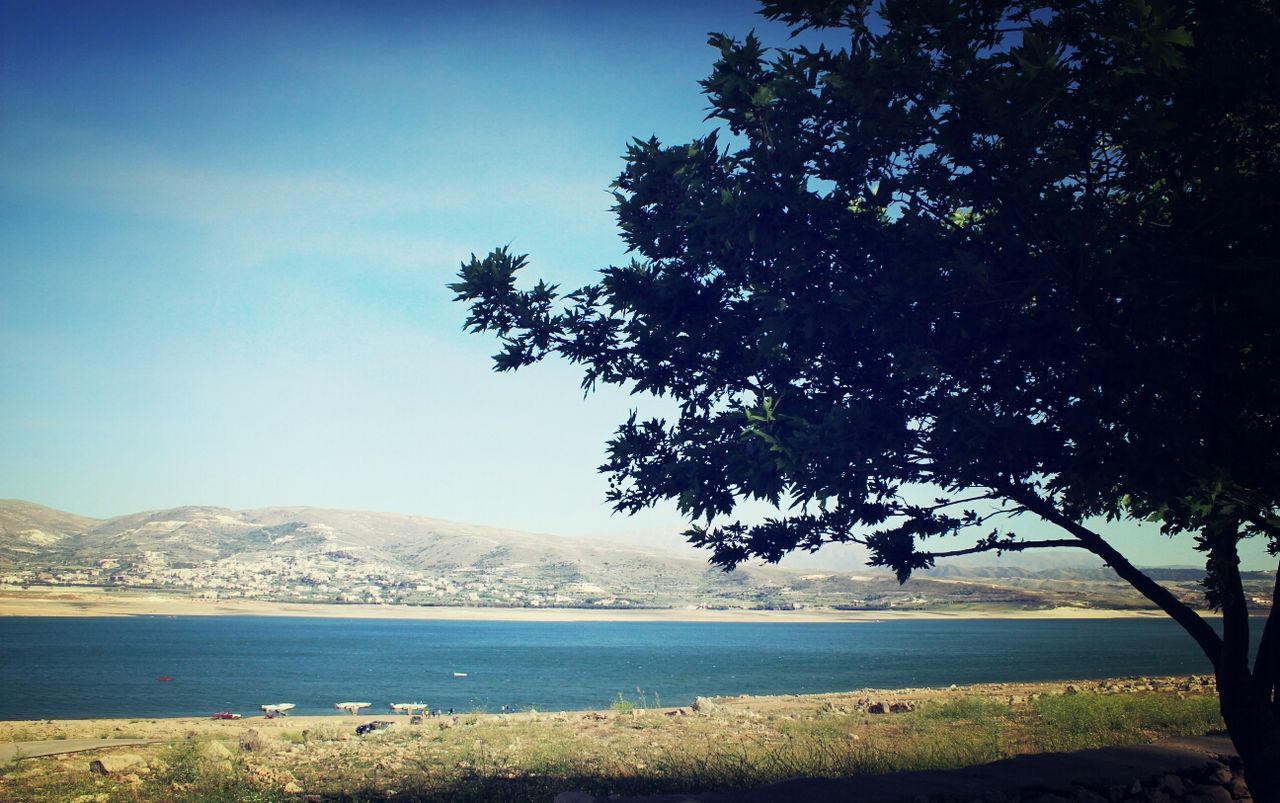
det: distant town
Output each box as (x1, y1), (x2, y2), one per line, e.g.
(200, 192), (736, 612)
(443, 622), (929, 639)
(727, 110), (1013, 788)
(0, 541), (980, 612)
(1, 551), (657, 609)
(1, 500), (1273, 613)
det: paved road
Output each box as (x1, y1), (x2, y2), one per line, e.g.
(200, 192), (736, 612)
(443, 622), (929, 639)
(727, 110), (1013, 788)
(0, 738), (160, 762)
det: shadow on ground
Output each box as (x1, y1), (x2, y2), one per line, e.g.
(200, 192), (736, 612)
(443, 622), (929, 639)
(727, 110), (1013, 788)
(329, 735), (1243, 803)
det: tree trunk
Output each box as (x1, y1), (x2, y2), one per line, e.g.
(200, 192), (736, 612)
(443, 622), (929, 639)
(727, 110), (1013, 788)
(1211, 534), (1278, 803)
(1014, 490), (1280, 801)
(1217, 671), (1280, 803)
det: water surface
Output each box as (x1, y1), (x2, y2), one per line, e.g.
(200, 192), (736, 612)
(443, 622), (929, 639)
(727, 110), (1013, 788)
(0, 616), (1238, 719)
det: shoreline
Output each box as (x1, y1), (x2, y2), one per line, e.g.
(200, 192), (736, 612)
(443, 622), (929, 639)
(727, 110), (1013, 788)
(0, 674), (1226, 803)
(0, 586), (1170, 622)
(0, 674), (1213, 730)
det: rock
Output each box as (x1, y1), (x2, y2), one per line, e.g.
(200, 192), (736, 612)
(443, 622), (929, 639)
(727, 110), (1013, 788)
(1227, 777), (1250, 799)
(1206, 761), (1234, 785)
(1141, 788), (1171, 803)
(284, 781), (304, 794)
(199, 740), (234, 761)
(866, 701), (887, 714)
(1184, 785), (1234, 803)
(1065, 685), (1079, 695)
(889, 701), (915, 713)
(240, 729), (264, 752)
(88, 753), (144, 775)
(1157, 774), (1186, 796)
(1027, 794), (1074, 803)
(1075, 787), (1109, 803)
(553, 792), (597, 803)
(692, 696), (719, 713)
(1107, 784), (1129, 802)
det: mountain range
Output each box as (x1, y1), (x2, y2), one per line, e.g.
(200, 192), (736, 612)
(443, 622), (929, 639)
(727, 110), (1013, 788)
(0, 499), (1269, 612)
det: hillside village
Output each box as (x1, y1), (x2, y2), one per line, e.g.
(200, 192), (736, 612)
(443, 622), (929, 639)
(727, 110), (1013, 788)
(2, 551), (633, 609)
(0, 501), (962, 611)
(0, 500), (1272, 613)
(0, 546), (962, 612)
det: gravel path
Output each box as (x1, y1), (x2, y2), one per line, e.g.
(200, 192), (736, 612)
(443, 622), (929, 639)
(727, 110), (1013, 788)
(0, 738), (160, 762)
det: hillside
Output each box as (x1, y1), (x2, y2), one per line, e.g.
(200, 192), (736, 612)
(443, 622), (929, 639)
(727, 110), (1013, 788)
(0, 500), (1045, 611)
(0, 500), (1269, 613)
(0, 499), (100, 563)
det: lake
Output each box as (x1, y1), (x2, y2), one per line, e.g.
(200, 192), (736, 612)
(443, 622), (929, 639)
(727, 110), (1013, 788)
(0, 616), (1240, 720)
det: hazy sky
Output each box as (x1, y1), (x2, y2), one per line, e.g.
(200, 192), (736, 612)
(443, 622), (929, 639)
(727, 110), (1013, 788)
(1, 0), (1270, 570)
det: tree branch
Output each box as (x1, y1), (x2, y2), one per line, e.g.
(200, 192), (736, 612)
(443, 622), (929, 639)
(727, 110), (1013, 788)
(1007, 485), (1224, 665)
(922, 538), (1084, 560)
(916, 493), (999, 513)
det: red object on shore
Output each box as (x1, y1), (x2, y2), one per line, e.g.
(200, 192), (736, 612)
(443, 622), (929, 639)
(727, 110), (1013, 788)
(157, 675), (173, 682)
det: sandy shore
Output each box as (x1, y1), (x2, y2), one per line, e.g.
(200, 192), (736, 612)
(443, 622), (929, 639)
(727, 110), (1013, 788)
(0, 586), (1167, 621)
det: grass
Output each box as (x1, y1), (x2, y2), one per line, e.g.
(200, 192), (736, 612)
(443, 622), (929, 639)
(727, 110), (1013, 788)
(0, 683), (1226, 802)
(1027, 691), (1222, 752)
(610, 688), (662, 714)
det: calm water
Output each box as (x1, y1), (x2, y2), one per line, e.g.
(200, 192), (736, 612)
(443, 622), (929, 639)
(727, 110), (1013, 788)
(0, 616), (1241, 720)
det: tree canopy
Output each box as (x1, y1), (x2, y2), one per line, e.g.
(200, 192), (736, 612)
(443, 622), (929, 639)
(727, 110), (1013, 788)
(452, 0), (1279, 793)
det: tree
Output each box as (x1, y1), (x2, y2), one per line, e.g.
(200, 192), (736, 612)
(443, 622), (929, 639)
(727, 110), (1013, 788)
(451, 0), (1280, 796)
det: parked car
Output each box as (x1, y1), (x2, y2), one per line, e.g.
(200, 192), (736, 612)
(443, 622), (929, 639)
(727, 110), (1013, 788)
(355, 720), (394, 735)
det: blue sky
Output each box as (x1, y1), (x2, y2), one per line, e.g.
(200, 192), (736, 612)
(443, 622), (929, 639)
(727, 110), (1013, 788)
(1, 0), (762, 529)
(1, 0), (1270, 570)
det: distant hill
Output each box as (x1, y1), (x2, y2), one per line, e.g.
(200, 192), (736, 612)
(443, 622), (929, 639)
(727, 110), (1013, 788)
(598, 524), (1110, 575)
(2, 500), (1268, 612)
(2, 500), (1008, 610)
(0, 499), (100, 563)
(2, 500), (782, 586)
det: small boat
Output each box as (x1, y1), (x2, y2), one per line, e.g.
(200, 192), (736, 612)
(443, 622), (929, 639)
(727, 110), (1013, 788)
(157, 675), (174, 682)
(336, 702), (372, 715)
(260, 703), (295, 715)
(211, 711), (242, 720)
(452, 672), (468, 678)
(390, 702), (427, 713)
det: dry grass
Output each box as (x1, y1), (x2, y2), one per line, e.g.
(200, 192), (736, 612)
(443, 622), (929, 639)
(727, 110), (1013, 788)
(0, 676), (1224, 802)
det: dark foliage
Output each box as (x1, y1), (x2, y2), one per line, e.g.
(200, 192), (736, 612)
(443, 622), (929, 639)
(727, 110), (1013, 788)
(451, 1), (1280, 796)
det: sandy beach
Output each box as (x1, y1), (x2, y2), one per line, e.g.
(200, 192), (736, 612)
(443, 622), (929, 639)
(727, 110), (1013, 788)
(0, 585), (1167, 621)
